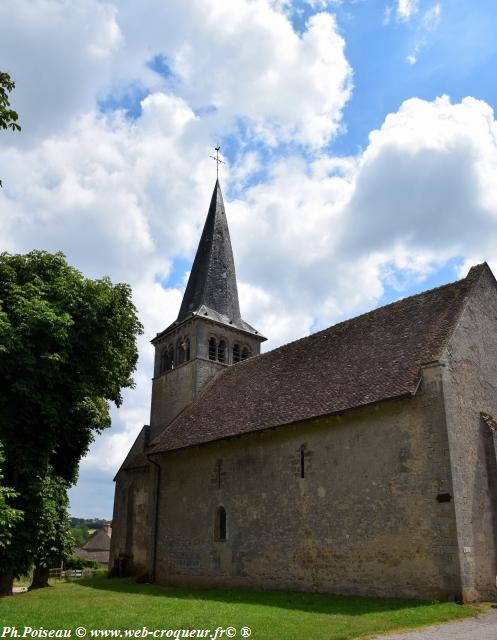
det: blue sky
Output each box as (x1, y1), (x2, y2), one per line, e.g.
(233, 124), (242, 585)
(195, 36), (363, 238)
(1, 0), (497, 517)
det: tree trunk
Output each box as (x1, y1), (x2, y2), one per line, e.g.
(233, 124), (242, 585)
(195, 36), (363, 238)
(0, 569), (14, 596)
(29, 565), (50, 590)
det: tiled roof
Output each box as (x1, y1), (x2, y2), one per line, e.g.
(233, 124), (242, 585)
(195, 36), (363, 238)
(82, 528), (111, 552)
(154, 181), (264, 342)
(151, 264), (487, 454)
(74, 548), (110, 566)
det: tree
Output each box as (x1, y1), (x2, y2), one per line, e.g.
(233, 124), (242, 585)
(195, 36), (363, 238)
(71, 526), (90, 548)
(0, 444), (23, 551)
(0, 72), (21, 188)
(29, 471), (74, 590)
(0, 251), (143, 594)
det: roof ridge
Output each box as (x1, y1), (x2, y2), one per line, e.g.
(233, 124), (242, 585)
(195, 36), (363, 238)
(226, 263), (486, 367)
(431, 262), (488, 361)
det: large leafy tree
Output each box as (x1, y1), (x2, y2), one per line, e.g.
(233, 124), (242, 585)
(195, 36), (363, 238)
(0, 251), (143, 594)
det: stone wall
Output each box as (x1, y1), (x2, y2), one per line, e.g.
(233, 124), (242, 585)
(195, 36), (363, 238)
(153, 369), (461, 600)
(110, 466), (150, 576)
(150, 358), (225, 441)
(441, 267), (497, 602)
(150, 317), (263, 441)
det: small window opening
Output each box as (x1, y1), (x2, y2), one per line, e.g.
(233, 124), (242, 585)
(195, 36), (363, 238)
(218, 340), (226, 363)
(160, 348), (169, 374)
(176, 339), (184, 366)
(436, 493), (452, 503)
(300, 445), (306, 479)
(168, 345), (174, 370)
(209, 337), (217, 360)
(183, 338), (190, 361)
(233, 344), (241, 363)
(215, 506), (227, 541)
(241, 346), (250, 361)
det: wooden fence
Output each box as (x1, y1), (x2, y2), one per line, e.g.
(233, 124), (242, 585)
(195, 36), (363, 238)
(48, 568), (90, 580)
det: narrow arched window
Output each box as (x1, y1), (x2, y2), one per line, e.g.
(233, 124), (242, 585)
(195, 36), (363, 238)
(168, 345), (174, 370)
(300, 445), (306, 479)
(241, 346), (250, 361)
(184, 338), (190, 361)
(209, 337), (217, 360)
(176, 338), (184, 366)
(215, 506), (227, 541)
(233, 344), (240, 363)
(218, 340), (226, 363)
(160, 347), (169, 373)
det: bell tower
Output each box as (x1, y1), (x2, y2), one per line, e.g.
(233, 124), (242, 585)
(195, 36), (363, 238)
(149, 179), (266, 441)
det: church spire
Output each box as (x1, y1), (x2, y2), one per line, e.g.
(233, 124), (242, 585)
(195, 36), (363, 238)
(177, 180), (242, 326)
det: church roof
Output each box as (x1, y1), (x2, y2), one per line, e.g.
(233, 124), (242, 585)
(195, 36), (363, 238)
(157, 180), (260, 338)
(151, 263), (488, 454)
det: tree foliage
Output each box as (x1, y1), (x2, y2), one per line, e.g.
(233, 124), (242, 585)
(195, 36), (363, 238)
(71, 527), (90, 548)
(70, 518), (108, 547)
(0, 444), (23, 550)
(0, 250), (143, 592)
(31, 471), (74, 569)
(0, 72), (20, 132)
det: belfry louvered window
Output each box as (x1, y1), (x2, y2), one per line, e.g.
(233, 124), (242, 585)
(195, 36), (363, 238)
(218, 340), (226, 363)
(160, 348), (169, 374)
(233, 344), (240, 363)
(184, 338), (190, 361)
(209, 337), (217, 360)
(241, 346), (250, 361)
(176, 338), (184, 366)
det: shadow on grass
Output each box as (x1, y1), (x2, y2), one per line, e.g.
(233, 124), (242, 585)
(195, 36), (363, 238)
(75, 575), (445, 617)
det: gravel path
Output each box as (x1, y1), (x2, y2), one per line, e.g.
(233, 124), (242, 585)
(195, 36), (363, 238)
(374, 608), (497, 640)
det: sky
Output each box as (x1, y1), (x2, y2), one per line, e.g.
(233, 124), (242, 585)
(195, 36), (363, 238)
(1, 0), (497, 518)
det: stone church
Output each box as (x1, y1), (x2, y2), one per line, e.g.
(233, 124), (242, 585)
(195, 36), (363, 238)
(111, 179), (497, 603)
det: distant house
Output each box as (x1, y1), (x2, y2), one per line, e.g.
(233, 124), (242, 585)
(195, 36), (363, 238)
(75, 523), (112, 569)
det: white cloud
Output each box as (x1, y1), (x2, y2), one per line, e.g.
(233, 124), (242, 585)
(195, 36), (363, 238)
(151, 3), (352, 148)
(396, 0), (419, 22)
(406, 2), (442, 64)
(342, 95), (497, 264)
(2, 0), (352, 150)
(424, 2), (441, 29)
(384, 1), (442, 63)
(0, 0), (123, 142)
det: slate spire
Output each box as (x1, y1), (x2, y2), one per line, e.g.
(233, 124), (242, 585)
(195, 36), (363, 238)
(177, 180), (242, 325)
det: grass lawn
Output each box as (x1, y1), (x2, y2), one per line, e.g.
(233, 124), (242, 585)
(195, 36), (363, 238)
(1, 576), (479, 640)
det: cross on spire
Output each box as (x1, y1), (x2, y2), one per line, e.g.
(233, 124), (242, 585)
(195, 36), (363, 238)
(209, 146), (225, 180)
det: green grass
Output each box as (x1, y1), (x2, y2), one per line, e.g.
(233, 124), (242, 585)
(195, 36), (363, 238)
(1, 576), (479, 640)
